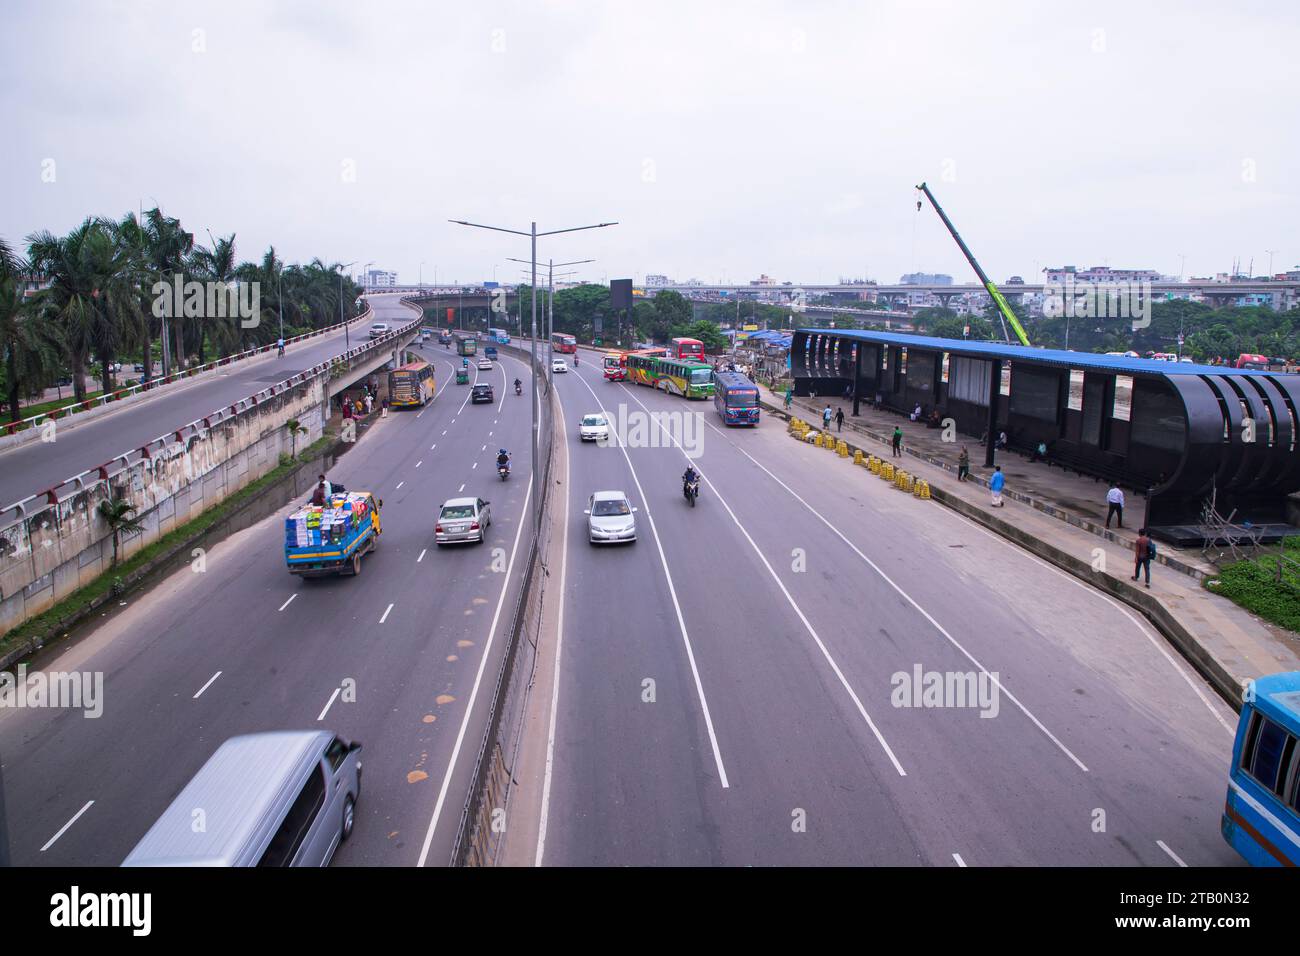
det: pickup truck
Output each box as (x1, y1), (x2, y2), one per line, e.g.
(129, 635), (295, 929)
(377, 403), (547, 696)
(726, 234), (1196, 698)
(284, 491), (383, 577)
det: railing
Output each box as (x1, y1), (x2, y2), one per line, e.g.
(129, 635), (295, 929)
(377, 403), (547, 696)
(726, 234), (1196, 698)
(0, 303), (423, 524)
(2, 306), (377, 437)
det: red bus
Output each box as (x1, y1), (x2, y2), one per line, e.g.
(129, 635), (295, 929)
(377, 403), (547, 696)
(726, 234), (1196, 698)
(669, 337), (704, 362)
(551, 332), (576, 354)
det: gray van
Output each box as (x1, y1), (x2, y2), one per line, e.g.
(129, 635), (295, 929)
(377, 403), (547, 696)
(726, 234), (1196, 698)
(122, 730), (362, 867)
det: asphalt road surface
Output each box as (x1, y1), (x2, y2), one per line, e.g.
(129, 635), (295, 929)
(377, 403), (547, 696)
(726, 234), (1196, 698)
(0, 331), (536, 866)
(0, 294), (412, 511)
(519, 353), (1242, 866)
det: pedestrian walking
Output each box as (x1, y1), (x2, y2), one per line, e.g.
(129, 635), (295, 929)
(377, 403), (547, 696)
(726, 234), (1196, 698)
(957, 445), (970, 481)
(784, 386), (793, 411)
(989, 465), (1006, 506)
(1132, 528), (1154, 587)
(1105, 482), (1125, 528)
(822, 405), (832, 430)
(891, 426), (903, 457)
(364, 393), (373, 416)
(342, 399), (353, 420)
(835, 407), (845, 432)
(381, 396), (390, 418)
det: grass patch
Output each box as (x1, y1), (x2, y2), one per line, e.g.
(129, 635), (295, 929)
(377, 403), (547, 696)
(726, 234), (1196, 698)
(1205, 536), (1300, 633)
(1, 434), (335, 659)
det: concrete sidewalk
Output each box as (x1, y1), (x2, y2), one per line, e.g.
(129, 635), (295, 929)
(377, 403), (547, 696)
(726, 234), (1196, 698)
(766, 384), (1300, 704)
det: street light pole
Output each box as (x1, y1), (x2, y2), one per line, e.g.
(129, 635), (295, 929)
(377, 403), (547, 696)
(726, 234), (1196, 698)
(449, 218), (617, 541)
(339, 261), (356, 350)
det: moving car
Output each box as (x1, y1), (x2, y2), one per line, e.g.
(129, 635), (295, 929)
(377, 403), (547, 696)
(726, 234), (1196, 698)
(436, 497), (491, 545)
(368, 322), (391, 339)
(121, 731), (362, 867)
(477, 357), (493, 370)
(552, 360), (568, 373)
(584, 490), (637, 544)
(471, 383), (494, 404)
(579, 412), (609, 442)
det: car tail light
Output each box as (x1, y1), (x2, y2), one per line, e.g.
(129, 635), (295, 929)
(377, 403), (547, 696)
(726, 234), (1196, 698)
(435, 524), (443, 533)
(470, 522), (480, 530)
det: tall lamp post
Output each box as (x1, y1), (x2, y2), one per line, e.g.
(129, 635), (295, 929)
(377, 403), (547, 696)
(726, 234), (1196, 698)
(449, 218), (617, 539)
(509, 256), (592, 377)
(338, 261), (356, 350)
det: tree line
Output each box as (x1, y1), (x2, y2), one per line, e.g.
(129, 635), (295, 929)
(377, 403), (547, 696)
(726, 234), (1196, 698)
(0, 207), (364, 423)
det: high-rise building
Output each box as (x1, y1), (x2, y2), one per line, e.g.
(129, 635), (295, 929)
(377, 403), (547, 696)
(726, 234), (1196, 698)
(365, 269), (398, 288)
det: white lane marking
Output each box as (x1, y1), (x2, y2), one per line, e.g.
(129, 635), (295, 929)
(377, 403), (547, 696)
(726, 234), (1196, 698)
(458, 483), (465, 492)
(481, 444), (487, 451)
(442, 430), (448, 436)
(472, 462), (478, 469)
(418, 548), (427, 562)
(569, 374), (731, 787)
(952, 853), (967, 866)
(417, 481), (533, 867)
(536, 382), (573, 865)
(488, 431), (493, 437)
(615, 383), (905, 775)
(40, 801), (95, 852)
(317, 687), (341, 722)
(1156, 840), (1188, 867)
(396, 481), (404, 490)
(278, 594), (297, 612)
(379, 603), (394, 623)
(417, 410), (424, 419)
(494, 419), (498, 424)
(941, 507), (1235, 736)
(193, 671), (222, 699)
(707, 420), (1089, 773)
(416, 460), (423, 468)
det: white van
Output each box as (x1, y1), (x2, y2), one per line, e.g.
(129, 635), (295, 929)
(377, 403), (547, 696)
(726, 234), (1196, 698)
(122, 731), (362, 867)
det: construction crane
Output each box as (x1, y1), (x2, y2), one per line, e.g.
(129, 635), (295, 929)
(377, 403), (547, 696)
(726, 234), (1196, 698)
(915, 182), (1031, 347)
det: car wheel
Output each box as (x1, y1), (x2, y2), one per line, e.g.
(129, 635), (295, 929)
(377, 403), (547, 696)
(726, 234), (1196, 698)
(351, 554), (363, 575)
(342, 795), (356, 841)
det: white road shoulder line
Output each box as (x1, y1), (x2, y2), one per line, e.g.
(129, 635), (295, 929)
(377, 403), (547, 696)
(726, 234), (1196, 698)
(193, 671), (222, 699)
(278, 594), (297, 612)
(379, 603), (394, 623)
(317, 687), (342, 722)
(1156, 839), (1188, 867)
(40, 801), (94, 852)
(418, 548), (427, 562)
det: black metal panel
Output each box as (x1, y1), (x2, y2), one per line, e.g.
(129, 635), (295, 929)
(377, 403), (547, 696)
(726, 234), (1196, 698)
(1217, 375), (1270, 492)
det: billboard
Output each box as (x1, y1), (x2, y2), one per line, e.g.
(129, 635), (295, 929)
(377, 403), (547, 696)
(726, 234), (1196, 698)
(610, 279), (633, 310)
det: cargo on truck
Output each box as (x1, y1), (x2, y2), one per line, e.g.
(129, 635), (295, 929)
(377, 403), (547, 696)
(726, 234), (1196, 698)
(284, 491), (383, 577)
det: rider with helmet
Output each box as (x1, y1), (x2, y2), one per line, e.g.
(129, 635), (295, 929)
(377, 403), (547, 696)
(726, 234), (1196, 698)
(682, 463), (700, 498)
(497, 448), (511, 474)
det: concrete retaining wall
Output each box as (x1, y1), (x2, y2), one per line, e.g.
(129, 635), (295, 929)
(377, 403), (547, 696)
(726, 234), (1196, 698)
(0, 374), (328, 635)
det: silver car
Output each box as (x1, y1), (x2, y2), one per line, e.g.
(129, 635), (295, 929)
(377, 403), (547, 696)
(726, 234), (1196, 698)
(579, 413), (609, 442)
(585, 490), (637, 544)
(368, 322), (391, 339)
(436, 496), (491, 545)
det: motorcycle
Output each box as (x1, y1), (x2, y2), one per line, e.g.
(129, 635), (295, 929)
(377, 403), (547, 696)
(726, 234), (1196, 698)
(683, 477), (700, 507)
(515, 383), (522, 396)
(498, 463), (510, 481)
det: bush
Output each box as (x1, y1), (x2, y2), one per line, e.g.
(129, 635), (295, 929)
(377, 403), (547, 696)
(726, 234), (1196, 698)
(1206, 537), (1300, 633)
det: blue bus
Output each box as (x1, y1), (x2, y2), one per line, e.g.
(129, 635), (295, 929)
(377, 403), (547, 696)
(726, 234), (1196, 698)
(713, 370), (760, 425)
(1222, 671), (1300, 865)
(488, 327), (510, 344)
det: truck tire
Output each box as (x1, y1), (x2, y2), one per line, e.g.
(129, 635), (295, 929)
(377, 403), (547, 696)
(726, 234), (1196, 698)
(351, 553), (362, 576)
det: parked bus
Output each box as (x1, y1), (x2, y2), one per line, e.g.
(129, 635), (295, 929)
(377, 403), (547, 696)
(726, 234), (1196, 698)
(1222, 671), (1300, 866)
(627, 354), (713, 399)
(1236, 353), (1269, 370)
(713, 370), (760, 425)
(388, 361), (435, 407)
(455, 333), (477, 357)
(551, 332), (577, 354)
(489, 327), (511, 344)
(669, 337), (705, 362)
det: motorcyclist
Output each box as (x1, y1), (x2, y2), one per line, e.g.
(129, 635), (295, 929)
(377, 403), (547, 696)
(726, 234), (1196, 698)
(682, 464), (700, 498)
(573, 353), (579, 367)
(276, 336), (285, 357)
(514, 377), (522, 395)
(496, 448), (511, 474)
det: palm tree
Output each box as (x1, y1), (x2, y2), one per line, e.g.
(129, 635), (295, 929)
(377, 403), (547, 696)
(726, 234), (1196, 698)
(28, 218), (108, 405)
(142, 208), (193, 373)
(284, 418), (306, 459)
(97, 497), (145, 566)
(110, 212), (158, 381)
(0, 238), (63, 425)
(191, 232), (239, 361)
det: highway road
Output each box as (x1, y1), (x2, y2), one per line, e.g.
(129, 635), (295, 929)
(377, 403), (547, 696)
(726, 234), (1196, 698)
(0, 294), (411, 511)
(0, 318), (538, 866)
(515, 352), (1243, 866)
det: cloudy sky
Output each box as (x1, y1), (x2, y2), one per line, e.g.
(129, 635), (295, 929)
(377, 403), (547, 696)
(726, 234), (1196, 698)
(3, 0), (1296, 287)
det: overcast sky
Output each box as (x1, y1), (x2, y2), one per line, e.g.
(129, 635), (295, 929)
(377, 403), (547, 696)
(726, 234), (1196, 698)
(3, 0), (1297, 287)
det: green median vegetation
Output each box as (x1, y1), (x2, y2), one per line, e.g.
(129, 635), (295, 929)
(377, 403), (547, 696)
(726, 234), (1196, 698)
(0, 433), (334, 660)
(1205, 537), (1300, 633)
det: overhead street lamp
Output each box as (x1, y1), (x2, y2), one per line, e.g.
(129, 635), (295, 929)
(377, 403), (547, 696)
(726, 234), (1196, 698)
(450, 218), (618, 541)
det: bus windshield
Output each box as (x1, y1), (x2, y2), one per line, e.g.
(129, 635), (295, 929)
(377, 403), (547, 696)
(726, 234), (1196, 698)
(689, 367), (713, 385)
(726, 389), (758, 407)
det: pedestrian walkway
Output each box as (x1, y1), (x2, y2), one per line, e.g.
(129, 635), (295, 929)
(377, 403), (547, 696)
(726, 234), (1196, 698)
(764, 383), (1300, 702)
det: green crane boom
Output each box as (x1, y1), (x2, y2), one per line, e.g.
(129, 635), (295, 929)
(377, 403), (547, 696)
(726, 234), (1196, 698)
(915, 182), (1031, 347)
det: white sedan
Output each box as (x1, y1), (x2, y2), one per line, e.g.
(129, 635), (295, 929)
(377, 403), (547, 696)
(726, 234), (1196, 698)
(579, 413), (609, 442)
(477, 357), (493, 370)
(552, 360), (568, 374)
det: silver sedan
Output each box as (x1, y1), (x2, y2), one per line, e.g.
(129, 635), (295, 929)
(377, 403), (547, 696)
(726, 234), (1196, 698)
(435, 496), (491, 545)
(585, 490), (637, 544)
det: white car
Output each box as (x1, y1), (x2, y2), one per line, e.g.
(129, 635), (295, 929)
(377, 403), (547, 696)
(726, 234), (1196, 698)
(552, 360), (568, 373)
(477, 357), (493, 370)
(585, 490), (637, 544)
(368, 322), (391, 339)
(435, 497), (491, 545)
(579, 413), (609, 442)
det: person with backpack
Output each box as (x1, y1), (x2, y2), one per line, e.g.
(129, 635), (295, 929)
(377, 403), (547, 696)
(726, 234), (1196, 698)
(822, 405), (833, 430)
(1133, 529), (1155, 587)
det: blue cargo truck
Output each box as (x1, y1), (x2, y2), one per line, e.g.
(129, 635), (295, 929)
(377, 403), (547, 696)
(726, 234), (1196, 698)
(284, 491), (383, 577)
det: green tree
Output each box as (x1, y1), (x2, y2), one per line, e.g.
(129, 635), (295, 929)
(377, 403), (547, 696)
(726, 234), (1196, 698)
(97, 497), (145, 566)
(0, 238), (64, 425)
(653, 290), (692, 330)
(284, 418), (307, 459)
(670, 319), (728, 352)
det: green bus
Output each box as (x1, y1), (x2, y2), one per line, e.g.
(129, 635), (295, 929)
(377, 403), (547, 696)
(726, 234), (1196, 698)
(454, 333), (477, 357)
(627, 354), (714, 400)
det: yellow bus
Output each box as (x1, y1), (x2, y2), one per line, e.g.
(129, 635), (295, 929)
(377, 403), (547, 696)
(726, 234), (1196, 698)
(389, 361), (435, 407)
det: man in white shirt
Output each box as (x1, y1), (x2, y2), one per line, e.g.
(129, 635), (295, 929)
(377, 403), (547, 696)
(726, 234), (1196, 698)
(1105, 482), (1125, 529)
